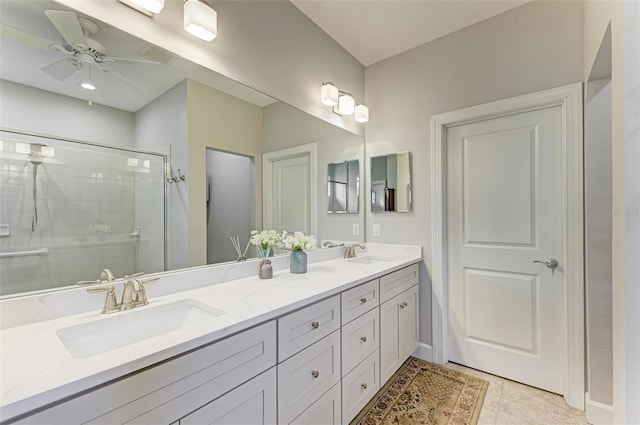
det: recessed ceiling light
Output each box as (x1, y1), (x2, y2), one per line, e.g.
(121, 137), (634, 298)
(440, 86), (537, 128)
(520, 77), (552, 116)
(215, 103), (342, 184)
(81, 82), (96, 90)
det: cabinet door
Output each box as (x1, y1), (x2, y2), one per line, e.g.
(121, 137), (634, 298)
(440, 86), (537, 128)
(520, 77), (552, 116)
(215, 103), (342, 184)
(380, 285), (419, 383)
(380, 296), (401, 384)
(399, 285), (419, 360)
(289, 382), (341, 425)
(180, 367), (277, 425)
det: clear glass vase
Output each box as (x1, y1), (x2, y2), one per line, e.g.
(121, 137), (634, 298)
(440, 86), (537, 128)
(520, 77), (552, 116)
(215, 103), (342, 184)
(290, 250), (307, 274)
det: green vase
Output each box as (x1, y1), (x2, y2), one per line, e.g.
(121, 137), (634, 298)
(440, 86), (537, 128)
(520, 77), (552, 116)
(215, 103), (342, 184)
(290, 250), (307, 274)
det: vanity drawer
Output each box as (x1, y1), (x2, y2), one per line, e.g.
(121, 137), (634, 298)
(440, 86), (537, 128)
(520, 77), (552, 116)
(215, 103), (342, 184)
(277, 330), (341, 425)
(380, 263), (419, 303)
(342, 349), (380, 424)
(180, 367), (276, 425)
(289, 382), (341, 425)
(341, 306), (379, 376)
(18, 321), (277, 425)
(278, 295), (340, 362)
(341, 278), (379, 324)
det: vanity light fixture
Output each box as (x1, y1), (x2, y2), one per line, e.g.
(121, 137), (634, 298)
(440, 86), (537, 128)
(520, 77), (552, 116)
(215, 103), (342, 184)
(321, 82), (339, 107)
(184, 0), (218, 42)
(320, 83), (369, 123)
(338, 92), (355, 116)
(354, 104), (369, 123)
(118, 0), (165, 16)
(80, 82), (96, 90)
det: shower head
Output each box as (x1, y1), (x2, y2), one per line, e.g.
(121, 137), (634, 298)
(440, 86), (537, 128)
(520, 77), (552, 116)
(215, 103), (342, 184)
(29, 143), (47, 165)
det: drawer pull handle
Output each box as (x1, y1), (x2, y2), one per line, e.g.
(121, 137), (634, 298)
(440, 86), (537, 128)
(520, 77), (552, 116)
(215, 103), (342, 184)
(360, 336), (367, 343)
(311, 370), (320, 379)
(400, 301), (408, 309)
(360, 297), (367, 304)
(361, 383), (368, 390)
(311, 321), (320, 329)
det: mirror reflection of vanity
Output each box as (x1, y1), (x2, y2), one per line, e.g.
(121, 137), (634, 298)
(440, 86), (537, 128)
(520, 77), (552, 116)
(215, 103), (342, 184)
(371, 152), (412, 213)
(0, 1), (364, 297)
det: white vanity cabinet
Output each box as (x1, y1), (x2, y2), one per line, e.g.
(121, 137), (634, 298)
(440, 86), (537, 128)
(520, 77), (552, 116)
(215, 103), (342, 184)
(380, 284), (420, 383)
(339, 279), (381, 423)
(14, 321), (277, 425)
(7, 261), (422, 425)
(277, 295), (341, 425)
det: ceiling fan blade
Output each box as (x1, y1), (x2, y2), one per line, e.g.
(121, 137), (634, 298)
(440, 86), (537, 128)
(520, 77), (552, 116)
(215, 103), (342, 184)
(101, 66), (145, 93)
(0, 23), (58, 50)
(42, 57), (83, 81)
(44, 10), (87, 47)
(102, 56), (161, 66)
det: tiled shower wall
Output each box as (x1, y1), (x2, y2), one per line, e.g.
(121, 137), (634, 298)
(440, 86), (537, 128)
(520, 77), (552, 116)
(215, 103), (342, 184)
(0, 132), (165, 296)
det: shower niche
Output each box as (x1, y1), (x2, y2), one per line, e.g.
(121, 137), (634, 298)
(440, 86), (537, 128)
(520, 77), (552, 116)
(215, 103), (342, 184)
(0, 130), (166, 296)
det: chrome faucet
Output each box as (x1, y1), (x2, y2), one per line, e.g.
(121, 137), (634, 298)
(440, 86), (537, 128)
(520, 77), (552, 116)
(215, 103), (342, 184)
(323, 241), (345, 248)
(344, 243), (365, 259)
(87, 273), (160, 314)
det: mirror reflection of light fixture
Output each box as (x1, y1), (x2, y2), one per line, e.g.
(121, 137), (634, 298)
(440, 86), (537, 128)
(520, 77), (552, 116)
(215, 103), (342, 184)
(80, 82), (96, 90)
(321, 82), (339, 106)
(118, 0), (165, 16)
(184, 0), (218, 42)
(320, 83), (369, 123)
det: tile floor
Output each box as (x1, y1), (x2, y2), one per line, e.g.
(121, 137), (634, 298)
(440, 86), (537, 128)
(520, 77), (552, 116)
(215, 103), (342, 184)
(444, 363), (588, 425)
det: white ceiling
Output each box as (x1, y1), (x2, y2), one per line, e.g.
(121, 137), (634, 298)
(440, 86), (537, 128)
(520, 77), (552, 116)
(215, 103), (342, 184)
(291, 0), (532, 66)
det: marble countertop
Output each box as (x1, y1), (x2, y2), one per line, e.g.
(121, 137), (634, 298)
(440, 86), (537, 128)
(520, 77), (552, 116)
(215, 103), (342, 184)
(0, 245), (421, 421)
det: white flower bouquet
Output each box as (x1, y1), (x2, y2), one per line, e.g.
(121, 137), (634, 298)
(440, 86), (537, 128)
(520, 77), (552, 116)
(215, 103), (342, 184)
(250, 230), (282, 257)
(282, 231), (317, 252)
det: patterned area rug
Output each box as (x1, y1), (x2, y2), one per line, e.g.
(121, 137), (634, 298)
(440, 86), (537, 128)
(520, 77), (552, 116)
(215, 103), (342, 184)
(351, 357), (488, 425)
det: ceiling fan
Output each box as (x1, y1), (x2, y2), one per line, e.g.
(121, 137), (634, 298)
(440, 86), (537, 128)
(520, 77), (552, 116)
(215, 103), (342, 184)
(0, 10), (160, 91)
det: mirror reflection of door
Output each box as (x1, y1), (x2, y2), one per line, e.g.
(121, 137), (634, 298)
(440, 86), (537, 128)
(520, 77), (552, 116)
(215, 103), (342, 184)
(206, 149), (255, 264)
(271, 154), (311, 233)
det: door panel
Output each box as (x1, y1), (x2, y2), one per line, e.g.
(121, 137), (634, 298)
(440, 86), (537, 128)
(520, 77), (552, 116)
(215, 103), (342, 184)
(447, 106), (563, 394)
(272, 154), (310, 233)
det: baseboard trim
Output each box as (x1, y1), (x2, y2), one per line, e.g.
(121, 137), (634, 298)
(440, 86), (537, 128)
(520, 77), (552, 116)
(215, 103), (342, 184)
(412, 343), (433, 362)
(585, 392), (613, 424)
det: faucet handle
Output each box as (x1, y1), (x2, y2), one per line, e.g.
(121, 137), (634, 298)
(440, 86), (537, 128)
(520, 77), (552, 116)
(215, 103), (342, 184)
(137, 277), (160, 306)
(87, 286), (120, 314)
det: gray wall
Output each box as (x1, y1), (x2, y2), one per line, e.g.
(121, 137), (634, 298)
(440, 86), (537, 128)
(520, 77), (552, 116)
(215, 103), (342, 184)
(364, 0), (584, 346)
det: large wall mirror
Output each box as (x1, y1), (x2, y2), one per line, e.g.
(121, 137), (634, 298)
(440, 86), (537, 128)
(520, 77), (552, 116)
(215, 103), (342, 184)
(0, 0), (364, 297)
(371, 152), (412, 213)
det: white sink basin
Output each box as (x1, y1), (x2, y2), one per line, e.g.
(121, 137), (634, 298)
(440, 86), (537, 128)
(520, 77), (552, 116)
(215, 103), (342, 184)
(347, 255), (395, 265)
(56, 300), (225, 359)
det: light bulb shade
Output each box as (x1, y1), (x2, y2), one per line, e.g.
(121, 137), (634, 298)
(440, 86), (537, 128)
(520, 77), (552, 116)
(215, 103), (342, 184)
(184, 0), (218, 42)
(355, 104), (369, 123)
(321, 82), (339, 107)
(81, 82), (96, 90)
(338, 93), (355, 116)
(129, 0), (164, 14)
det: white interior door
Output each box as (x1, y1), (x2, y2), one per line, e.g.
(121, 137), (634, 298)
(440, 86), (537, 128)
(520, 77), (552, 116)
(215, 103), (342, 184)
(272, 154), (310, 233)
(446, 105), (564, 394)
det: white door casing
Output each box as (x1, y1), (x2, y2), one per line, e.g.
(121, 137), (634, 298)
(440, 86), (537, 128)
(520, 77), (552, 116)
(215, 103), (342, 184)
(447, 107), (563, 394)
(263, 143), (317, 235)
(431, 83), (584, 409)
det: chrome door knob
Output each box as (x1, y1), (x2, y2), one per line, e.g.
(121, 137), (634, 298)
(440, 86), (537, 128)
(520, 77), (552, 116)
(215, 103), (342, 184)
(533, 258), (559, 275)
